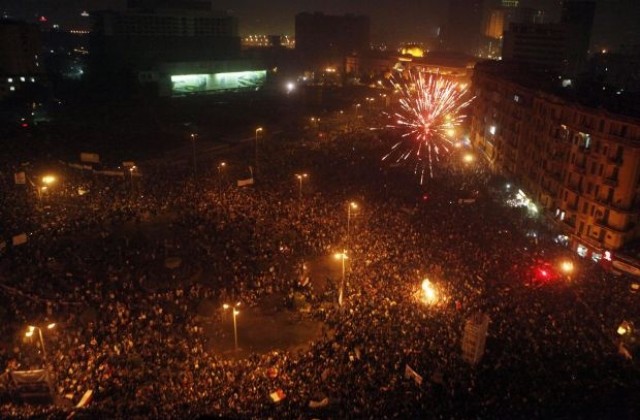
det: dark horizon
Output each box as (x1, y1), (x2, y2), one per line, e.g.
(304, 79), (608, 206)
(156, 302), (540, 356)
(1, 0), (639, 49)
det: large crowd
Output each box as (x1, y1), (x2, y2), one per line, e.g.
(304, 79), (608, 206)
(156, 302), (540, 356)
(0, 107), (639, 419)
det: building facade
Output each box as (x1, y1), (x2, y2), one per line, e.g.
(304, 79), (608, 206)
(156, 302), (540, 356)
(90, 0), (241, 86)
(295, 12), (370, 73)
(471, 61), (640, 258)
(442, 0), (484, 56)
(502, 23), (567, 72)
(561, 0), (596, 75)
(0, 19), (43, 98)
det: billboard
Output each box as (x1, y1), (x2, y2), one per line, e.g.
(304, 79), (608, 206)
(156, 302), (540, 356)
(171, 70), (267, 95)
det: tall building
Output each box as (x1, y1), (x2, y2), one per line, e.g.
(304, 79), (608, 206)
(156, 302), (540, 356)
(90, 1), (240, 75)
(442, 0), (484, 56)
(561, 0), (596, 75)
(470, 61), (640, 259)
(89, 0), (259, 96)
(485, 5), (544, 39)
(502, 23), (567, 72)
(0, 19), (43, 98)
(295, 12), (370, 72)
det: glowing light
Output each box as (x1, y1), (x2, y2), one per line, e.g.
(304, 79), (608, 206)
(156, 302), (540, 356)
(421, 278), (437, 305)
(42, 175), (56, 185)
(560, 260), (574, 275)
(286, 82), (295, 93)
(383, 70), (474, 183)
(617, 321), (631, 336)
(463, 153), (474, 163)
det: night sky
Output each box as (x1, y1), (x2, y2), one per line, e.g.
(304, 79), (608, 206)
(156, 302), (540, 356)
(1, 0), (639, 48)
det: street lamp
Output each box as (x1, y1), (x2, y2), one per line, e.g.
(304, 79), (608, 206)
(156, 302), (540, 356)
(232, 308), (240, 352)
(463, 153), (475, 163)
(189, 133), (198, 183)
(41, 175), (56, 186)
(255, 127), (263, 179)
(218, 161), (227, 198)
(222, 302), (241, 351)
(347, 201), (358, 251)
(25, 323), (56, 397)
(295, 173), (308, 199)
(334, 252), (348, 306)
(560, 260), (574, 280)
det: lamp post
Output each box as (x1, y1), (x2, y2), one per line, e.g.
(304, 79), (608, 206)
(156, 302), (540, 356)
(334, 252), (348, 306)
(295, 173), (308, 199)
(25, 323), (56, 397)
(254, 127), (263, 179)
(347, 201), (358, 252)
(189, 133), (198, 183)
(560, 260), (574, 281)
(37, 175), (57, 203)
(218, 161), (226, 199)
(223, 302), (241, 351)
(232, 308), (240, 352)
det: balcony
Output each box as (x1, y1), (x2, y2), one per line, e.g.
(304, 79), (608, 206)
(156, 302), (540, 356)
(565, 183), (582, 195)
(572, 161), (586, 174)
(564, 199), (579, 211)
(595, 195), (611, 206)
(607, 155), (623, 165)
(594, 218), (634, 233)
(603, 177), (618, 187)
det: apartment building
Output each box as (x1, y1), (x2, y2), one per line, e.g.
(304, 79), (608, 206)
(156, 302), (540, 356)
(471, 61), (640, 260)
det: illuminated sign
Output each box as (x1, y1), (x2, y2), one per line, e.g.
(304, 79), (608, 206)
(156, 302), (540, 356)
(171, 71), (267, 95)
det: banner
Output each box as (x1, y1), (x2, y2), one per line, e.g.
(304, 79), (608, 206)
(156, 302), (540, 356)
(12, 233), (28, 246)
(94, 170), (125, 178)
(269, 389), (286, 403)
(404, 364), (423, 385)
(14, 172), (26, 185)
(237, 178), (254, 187)
(309, 397), (329, 409)
(80, 152), (100, 163)
(68, 163), (93, 170)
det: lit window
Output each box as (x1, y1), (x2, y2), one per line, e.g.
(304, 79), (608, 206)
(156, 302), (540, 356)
(30, 77), (35, 82)
(514, 94), (520, 103)
(489, 125), (496, 135)
(7, 78), (12, 82)
(20, 77), (25, 82)
(10, 86), (15, 91)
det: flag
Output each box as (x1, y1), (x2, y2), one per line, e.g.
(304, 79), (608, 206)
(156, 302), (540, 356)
(237, 178), (254, 187)
(269, 389), (286, 403)
(404, 364), (423, 386)
(14, 172), (26, 185)
(12, 233), (28, 246)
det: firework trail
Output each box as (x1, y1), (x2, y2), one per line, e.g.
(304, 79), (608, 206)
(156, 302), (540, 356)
(383, 70), (473, 184)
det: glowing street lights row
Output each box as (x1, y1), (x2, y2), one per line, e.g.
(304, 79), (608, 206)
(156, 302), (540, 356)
(295, 173), (308, 199)
(222, 302), (241, 352)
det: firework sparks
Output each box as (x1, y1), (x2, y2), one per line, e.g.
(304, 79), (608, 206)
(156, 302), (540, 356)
(383, 71), (473, 183)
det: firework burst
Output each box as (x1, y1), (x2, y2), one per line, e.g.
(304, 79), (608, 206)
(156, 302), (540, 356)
(383, 70), (473, 184)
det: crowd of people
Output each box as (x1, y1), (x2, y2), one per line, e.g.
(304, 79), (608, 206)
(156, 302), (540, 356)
(0, 107), (639, 419)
